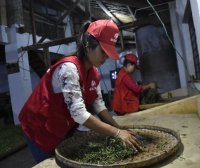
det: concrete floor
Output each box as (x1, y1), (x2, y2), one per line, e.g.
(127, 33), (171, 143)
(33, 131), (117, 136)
(0, 147), (36, 168)
(113, 95), (200, 168)
(115, 113), (200, 168)
(0, 117), (36, 168)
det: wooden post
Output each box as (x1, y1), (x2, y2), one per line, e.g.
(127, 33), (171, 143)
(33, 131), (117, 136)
(43, 47), (51, 69)
(29, 0), (37, 44)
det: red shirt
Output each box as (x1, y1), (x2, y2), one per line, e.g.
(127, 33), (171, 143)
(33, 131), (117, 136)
(123, 75), (143, 95)
(112, 68), (143, 114)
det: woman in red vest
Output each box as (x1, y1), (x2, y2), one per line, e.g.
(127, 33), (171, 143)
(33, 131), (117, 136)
(112, 53), (155, 115)
(18, 20), (141, 163)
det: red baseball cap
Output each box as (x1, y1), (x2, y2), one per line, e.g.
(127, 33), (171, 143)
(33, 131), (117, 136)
(87, 19), (119, 60)
(125, 54), (140, 69)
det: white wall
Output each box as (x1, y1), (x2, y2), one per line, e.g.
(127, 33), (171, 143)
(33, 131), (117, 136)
(5, 25), (32, 124)
(168, 0), (200, 89)
(169, 1), (188, 89)
(190, 0), (200, 63)
(175, 0), (196, 77)
(3, 16), (76, 124)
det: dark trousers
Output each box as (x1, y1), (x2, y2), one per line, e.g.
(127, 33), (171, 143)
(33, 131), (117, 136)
(24, 134), (53, 163)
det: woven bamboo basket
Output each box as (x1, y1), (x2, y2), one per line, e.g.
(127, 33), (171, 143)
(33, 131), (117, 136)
(55, 125), (181, 168)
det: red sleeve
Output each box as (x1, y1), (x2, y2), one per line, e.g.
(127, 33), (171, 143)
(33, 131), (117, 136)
(122, 75), (143, 94)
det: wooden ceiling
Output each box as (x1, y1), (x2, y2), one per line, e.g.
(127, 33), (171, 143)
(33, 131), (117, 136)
(21, 0), (175, 46)
(23, 0), (175, 28)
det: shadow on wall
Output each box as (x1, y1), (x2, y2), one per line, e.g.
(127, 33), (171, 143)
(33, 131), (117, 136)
(135, 25), (180, 93)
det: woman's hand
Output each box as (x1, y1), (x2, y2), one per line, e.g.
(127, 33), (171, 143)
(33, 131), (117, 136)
(148, 82), (156, 89)
(116, 129), (141, 152)
(83, 115), (142, 152)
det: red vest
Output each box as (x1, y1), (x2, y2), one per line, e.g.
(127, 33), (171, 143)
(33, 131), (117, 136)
(19, 56), (100, 152)
(112, 68), (139, 114)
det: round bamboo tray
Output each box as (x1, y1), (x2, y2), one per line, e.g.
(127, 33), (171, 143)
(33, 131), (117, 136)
(55, 125), (181, 168)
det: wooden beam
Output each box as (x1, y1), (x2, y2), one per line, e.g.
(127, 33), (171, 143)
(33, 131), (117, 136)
(56, 0), (80, 24)
(43, 47), (51, 69)
(96, 0), (121, 24)
(103, 0), (148, 8)
(119, 10), (170, 30)
(21, 36), (77, 51)
(119, 30), (125, 50)
(53, 0), (71, 10)
(38, 0), (80, 43)
(104, 0), (175, 8)
(0, 0), (7, 25)
(84, 0), (91, 20)
(23, 8), (65, 27)
(139, 102), (167, 110)
(29, 0), (36, 44)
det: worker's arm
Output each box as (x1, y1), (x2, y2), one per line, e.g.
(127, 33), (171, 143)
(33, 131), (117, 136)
(54, 63), (140, 150)
(123, 75), (156, 93)
(123, 75), (143, 94)
(90, 84), (118, 127)
(142, 82), (156, 90)
(83, 115), (140, 151)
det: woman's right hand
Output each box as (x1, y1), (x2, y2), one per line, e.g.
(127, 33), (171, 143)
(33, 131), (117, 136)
(148, 82), (156, 89)
(117, 129), (141, 152)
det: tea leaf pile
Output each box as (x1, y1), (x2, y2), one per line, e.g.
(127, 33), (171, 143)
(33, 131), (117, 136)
(70, 137), (135, 165)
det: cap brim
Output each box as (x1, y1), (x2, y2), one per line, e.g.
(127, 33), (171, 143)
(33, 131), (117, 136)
(99, 41), (119, 60)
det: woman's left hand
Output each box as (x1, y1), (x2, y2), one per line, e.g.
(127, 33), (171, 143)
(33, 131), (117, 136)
(116, 129), (142, 152)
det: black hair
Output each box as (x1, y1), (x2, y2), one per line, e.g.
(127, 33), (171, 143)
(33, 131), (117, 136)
(123, 59), (134, 67)
(76, 21), (100, 60)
